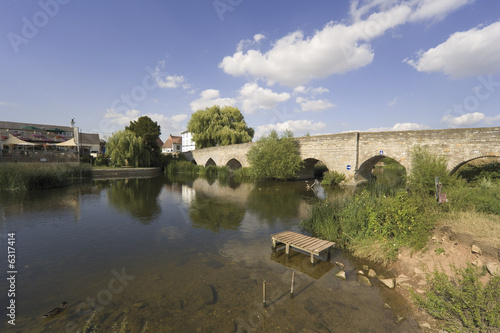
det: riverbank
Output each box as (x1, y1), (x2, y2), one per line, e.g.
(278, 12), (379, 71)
(92, 167), (162, 179)
(391, 219), (500, 332)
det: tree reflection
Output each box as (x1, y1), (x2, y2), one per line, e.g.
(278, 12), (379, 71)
(107, 177), (163, 224)
(189, 193), (245, 231)
(246, 182), (303, 224)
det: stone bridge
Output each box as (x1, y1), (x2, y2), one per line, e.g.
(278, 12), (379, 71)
(185, 127), (500, 182)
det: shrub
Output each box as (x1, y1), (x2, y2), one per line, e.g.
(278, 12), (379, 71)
(95, 154), (110, 167)
(321, 170), (346, 185)
(247, 130), (304, 180)
(408, 146), (451, 194)
(413, 264), (500, 332)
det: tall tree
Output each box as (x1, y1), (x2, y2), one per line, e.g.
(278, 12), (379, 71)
(187, 105), (254, 148)
(126, 116), (161, 165)
(247, 129), (304, 180)
(107, 130), (151, 167)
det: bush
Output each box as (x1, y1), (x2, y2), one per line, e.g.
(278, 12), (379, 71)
(95, 154), (110, 167)
(413, 264), (500, 332)
(408, 146), (451, 194)
(321, 170), (346, 185)
(247, 130), (304, 180)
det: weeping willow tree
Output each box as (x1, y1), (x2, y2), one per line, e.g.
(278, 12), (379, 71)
(107, 130), (151, 167)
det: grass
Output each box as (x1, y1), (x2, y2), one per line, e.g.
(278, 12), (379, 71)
(0, 163), (92, 191)
(435, 211), (500, 248)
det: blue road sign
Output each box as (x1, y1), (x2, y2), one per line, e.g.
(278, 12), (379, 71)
(379, 150), (384, 155)
(346, 165), (352, 170)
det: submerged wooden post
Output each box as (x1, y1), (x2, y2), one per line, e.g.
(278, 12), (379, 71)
(263, 280), (266, 307)
(290, 272), (295, 297)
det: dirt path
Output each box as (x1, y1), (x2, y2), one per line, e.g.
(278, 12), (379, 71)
(390, 225), (500, 332)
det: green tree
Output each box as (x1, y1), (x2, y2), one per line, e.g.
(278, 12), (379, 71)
(126, 116), (161, 166)
(187, 105), (254, 148)
(247, 129), (304, 180)
(107, 130), (150, 167)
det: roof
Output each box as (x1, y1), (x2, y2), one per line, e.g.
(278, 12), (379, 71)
(162, 135), (182, 148)
(0, 121), (73, 132)
(156, 137), (164, 147)
(79, 133), (100, 145)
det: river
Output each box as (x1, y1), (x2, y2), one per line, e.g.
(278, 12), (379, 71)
(0, 175), (421, 332)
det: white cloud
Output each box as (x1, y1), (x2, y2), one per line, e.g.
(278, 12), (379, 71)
(405, 21), (500, 78)
(254, 120), (327, 138)
(238, 83), (290, 114)
(409, 0), (474, 22)
(153, 60), (191, 89)
(220, 1), (474, 86)
(441, 112), (485, 127)
(485, 114), (500, 125)
(350, 122), (431, 132)
(220, 4), (412, 86)
(100, 108), (187, 139)
(254, 33), (265, 42)
(295, 97), (335, 112)
(102, 108), (188, 139)
(293, 86), (329, 95)
(237, 33), (267, 52)
(190, 89), (237, 112)
(388, 96), (398, 106)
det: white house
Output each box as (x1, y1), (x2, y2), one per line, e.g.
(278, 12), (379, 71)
(181, 131), (195, 152)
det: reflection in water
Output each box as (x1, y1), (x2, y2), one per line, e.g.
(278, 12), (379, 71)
(189, 194), (245, 231)
(0, 175), (422, 332)
(105, 177), (163, 224)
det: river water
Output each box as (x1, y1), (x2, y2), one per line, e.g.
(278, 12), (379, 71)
(0, 176), (421, 332)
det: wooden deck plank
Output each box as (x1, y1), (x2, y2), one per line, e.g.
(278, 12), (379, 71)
(271, 231), (335, 264)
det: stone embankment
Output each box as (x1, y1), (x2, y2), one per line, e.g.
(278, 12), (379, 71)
(92, 167), (162, 179)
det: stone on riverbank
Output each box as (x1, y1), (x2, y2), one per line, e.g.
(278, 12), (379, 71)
(334, 270), (346, 280)
(471, 244), (482, 255)
(486, 262), (499, 276)
(378, 278), (395, 289)
(368, 269), (377, 278)
(335, 261), (345, 270)
(357, 275), (372, 287)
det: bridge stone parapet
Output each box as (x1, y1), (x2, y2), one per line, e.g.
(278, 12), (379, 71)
(185, 127), (500, 183)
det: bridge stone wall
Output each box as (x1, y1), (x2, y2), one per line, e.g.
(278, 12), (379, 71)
(186, 127), (500, 183)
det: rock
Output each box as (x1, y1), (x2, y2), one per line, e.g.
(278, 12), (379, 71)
(357, 270), (365, 275)
(418, 280), (427, 286)
(472, 259), (483, 267)
(134, 302), (146, 309)
(419, 322), (431, 329)
(362, 265), (369, 271)
(368, 269), (377, 278)
(378, 278), (395, 289)
(334, 270), (346, 280)
(357, 275), (372, 287)
(335, 261), (345, 270)
(384, 303), (391, 309)
(414, 268), (424, 275)
(416, 289), (425, 294)
(486, 262), (500, 276)
(396, 316), (405, 324)
(200, 284), (216, 305)
(472, 245), (482, 255)
(396, 274), (410, 285)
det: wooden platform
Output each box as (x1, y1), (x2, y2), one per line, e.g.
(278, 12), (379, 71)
(271, 231), (335, 264)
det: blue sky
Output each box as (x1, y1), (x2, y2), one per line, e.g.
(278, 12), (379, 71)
(1, 0), (499, 141)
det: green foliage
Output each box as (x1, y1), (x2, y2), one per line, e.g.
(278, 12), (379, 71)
(126, 116), (162, 166)
(233, 167), (253, 180)
(446, 179), (500, 215)
(321, 170), (346, 185)
(314, 163), (328, 178)
(80, 155), (96, 165)
(413, 264), (500, 332)
(301, 189), (434, 263)
(107, 130), (151, 167)
(247, 130), (304, 180)
(0, 163), (92, 191)
(456, 162), (500, 183)
(95, 154), (110, 167)
(408, 146), (451, 194)
(187, 105), (254, 148)
(434, 247), (445, 255)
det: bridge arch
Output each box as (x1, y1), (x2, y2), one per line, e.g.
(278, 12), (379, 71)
(226, 158), (242, 170)
(356, 155), (406, 182)
(298, 158), (330, 180)
(205, 158), (216, 167)
(450, 156), (500, 175)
